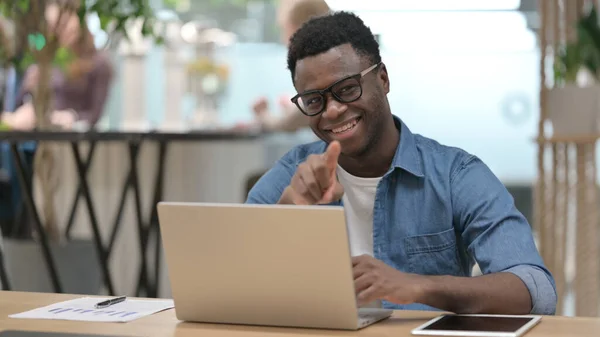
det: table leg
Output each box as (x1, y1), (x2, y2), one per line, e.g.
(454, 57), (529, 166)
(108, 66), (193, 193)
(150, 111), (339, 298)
(9, 143), (63, 293)
(9, 197), (25, 238)
(127, 142), (151, 297)
(64, 142), (97, 239)
(70, 142), (115, 295)
(106, 171), (132, 257)
(135, 141), (168, 298)
(0, 244), (11, 290)
(150, 141), (168, 297)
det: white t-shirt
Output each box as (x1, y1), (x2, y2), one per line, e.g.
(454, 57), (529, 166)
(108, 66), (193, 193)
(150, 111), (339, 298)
(336, 165), (383, 308)
(336, 165), (382, 257)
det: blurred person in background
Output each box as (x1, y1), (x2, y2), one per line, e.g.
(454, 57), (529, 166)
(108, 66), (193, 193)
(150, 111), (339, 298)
(2, 1), (114, 130)
(250, 0), (330, 133)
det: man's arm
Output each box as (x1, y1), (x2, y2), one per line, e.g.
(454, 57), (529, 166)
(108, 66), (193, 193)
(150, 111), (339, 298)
(419, 155), (556, 315)
(416, 271), (534, 314)
(246, 156), (295, 204)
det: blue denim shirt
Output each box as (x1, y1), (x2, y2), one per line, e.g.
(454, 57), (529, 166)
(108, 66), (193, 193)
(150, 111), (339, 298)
(246, 116), (557, 315)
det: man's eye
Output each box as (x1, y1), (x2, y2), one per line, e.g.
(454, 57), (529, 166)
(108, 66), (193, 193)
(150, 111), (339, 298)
(306, 96), (322, 106)
(339, 85), (359, 93)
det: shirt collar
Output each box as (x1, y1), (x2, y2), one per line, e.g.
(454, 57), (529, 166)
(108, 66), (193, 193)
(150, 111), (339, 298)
(390, 115), (424, 177)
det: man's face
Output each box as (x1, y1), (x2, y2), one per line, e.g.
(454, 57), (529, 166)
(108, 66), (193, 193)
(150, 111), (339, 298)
(293, 44), (390, 157)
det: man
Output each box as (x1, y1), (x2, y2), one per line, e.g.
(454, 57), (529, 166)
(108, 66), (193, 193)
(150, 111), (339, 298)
(246, 11), (557, 315)
(251, 0), (330, 133)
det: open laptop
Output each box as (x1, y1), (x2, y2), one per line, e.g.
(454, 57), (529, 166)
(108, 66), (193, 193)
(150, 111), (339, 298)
(157, 202), (393, 330)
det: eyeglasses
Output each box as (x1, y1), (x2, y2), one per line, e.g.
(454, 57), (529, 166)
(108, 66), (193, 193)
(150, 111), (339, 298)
(291, 62), (381, 116)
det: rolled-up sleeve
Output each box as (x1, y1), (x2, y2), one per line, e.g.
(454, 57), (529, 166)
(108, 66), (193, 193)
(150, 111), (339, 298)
(450, 154), (557, 315)
(504, 265), (557, 315)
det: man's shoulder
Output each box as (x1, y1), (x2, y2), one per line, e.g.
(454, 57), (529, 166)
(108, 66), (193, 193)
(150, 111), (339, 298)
(411, 132), (476, 174)
(279, 140), (328, 166)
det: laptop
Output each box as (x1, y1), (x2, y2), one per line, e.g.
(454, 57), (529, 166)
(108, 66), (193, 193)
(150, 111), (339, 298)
(157, 202), (393, 330)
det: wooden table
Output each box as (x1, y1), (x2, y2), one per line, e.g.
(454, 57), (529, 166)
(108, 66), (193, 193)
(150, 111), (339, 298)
(1, 291), (599, 337)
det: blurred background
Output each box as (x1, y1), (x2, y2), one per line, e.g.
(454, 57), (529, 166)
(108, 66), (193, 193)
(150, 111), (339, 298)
(100, 0), (541, 212)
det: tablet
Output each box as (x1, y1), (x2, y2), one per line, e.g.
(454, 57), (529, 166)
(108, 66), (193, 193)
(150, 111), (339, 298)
(411, 314), (542, 337)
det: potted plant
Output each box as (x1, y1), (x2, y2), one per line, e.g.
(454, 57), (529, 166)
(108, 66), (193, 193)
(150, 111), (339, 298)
(0, 0), (162, 294)
(549, 6), (600, 137)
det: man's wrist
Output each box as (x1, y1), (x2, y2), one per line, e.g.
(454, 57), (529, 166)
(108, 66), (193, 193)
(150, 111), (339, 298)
(277, 187), (294, 204)
(413, 275), (439, 305)
(412, 274), (478, 314)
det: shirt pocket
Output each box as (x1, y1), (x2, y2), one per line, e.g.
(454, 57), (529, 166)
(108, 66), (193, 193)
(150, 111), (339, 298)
(403, 228), (462, 276)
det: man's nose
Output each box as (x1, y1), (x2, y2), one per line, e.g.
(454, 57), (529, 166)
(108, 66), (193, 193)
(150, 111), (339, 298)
(322, 96), (348, 120)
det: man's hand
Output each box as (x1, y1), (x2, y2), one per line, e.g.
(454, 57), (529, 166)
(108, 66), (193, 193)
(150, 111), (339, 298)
(278, 141), (344, 205)
(352, 255), (426, 307)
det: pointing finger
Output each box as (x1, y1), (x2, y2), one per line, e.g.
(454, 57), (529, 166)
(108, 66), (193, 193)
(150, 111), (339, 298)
(322, 141), (341, 169)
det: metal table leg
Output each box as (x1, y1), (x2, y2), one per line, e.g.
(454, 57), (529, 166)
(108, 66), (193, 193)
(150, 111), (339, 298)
(127, 142), (151, 297)
(64, 142), (97, 239)
(150, 141), (168, 297)
(106, 170), (132, 256)
(70, 142), (115, 295)
(0, 243), (11, 290)
(135, 140), (168, 298)
(9, 143), (62, 293)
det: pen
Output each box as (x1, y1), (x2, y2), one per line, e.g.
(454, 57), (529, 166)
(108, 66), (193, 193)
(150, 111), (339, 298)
(94, 296), (127, 309)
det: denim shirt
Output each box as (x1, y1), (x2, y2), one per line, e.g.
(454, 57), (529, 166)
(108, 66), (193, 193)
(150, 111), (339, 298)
(246, 116), (557, 315)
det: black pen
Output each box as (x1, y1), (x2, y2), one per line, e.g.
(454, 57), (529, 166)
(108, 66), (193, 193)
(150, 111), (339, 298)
(94, 296), (127, 309)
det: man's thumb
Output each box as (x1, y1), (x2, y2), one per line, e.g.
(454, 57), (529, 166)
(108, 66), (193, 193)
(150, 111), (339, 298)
(323, 141), (341, 167)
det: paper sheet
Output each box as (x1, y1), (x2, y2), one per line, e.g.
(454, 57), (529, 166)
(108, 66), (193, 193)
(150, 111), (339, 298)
(9, 297), (175, 323)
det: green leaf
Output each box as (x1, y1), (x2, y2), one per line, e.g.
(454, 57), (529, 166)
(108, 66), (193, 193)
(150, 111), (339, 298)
(98, 16), (109, 30)
(28, 33), (46, 51)
(164, 0), (180, 7)
(0, 121), (12, 131)
(16, 52), (36, 72)
(16, 0), (29, 12)
(53, 47), (75, 69)
(0, 0), (162, 71)
(553, 4), (600, 83)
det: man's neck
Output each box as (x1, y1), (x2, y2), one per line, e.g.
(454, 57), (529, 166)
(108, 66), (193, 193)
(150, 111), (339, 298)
(338, 117), (400, 178)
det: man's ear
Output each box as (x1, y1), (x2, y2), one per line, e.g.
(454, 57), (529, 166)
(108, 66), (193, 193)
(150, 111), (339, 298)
(378, 63), (390, 94)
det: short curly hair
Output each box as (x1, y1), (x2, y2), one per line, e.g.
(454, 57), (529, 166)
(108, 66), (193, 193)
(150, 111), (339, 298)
(287, 11), (381, 81)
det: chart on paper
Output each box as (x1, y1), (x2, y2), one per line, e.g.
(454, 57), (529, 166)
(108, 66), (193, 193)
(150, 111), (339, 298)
(47, 307), (139, 318)
(9, 297), (174, 323)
